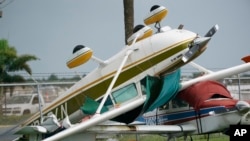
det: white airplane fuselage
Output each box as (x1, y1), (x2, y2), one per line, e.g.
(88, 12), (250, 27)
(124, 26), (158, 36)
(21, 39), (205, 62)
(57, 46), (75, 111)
(22, 28), (205, 127)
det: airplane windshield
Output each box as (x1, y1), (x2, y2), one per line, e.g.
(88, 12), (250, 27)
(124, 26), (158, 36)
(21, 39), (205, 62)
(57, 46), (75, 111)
(159, 97), (188, 111)
(100, 83), (139, 107)
(112, 83), (138, 104)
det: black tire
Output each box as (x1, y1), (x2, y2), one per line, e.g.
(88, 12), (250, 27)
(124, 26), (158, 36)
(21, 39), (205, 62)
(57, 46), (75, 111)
(23, 110), (31, 115)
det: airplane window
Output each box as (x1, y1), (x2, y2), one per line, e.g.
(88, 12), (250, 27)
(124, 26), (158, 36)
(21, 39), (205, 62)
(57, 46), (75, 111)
(32, 96), (39, 104)
(97, 95), (113, 108)
(172, 97), (188, 108)
(112, 83), (138, 104)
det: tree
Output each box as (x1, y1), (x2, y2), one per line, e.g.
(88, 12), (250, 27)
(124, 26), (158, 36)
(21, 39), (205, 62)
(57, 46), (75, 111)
(0, 39), (38, 99)
(47, 74), (59, 81)
(123, 0), (134, 45)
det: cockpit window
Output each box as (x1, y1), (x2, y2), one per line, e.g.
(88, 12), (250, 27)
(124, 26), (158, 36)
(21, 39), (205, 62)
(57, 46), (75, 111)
(100, 83), (138, 107)
(172, 96), (188, 108)
(159, 97), (188, 111)
(112, 83), (138, 104)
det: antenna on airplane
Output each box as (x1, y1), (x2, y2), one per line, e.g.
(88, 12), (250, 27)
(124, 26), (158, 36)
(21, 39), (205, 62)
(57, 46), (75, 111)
(144, 5), (168, 33)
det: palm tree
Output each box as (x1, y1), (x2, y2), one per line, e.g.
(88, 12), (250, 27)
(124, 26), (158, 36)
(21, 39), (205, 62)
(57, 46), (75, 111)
(123, 0), (134, 45)
(0, 39), (38, 114)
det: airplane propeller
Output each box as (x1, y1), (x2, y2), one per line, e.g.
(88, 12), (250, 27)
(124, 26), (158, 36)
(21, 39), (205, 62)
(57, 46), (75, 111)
(182, 24), (219, 62)
(205, 24), (219, 37)
(182, 37), (211, 62)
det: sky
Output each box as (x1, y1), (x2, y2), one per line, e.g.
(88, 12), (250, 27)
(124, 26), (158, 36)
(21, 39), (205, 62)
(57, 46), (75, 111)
(0, 0), (249, 76)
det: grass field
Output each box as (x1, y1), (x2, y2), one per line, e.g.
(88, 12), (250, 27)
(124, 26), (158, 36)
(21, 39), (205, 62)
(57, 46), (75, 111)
(0, 115), (30, 125)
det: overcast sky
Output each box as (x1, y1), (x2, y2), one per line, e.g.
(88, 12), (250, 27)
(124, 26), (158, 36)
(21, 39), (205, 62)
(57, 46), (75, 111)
(0, 0), (249, 76)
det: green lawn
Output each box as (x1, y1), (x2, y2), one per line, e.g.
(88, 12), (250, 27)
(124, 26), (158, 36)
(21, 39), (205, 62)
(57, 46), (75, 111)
(0, 115), (31, 125)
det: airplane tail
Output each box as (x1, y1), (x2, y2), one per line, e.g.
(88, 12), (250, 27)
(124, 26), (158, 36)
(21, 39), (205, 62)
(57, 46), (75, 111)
(242, 55), (250, 63)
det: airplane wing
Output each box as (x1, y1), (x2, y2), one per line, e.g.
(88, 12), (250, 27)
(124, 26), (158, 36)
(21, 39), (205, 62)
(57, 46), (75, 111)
(83, 124), (196, 134)
(16, 124), (196, 135)
(15, 124), (196, 141)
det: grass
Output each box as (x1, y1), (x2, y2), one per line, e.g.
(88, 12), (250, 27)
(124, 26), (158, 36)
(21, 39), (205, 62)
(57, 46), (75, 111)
(102, 133), (229, 141)
(0, 114), (31, 125)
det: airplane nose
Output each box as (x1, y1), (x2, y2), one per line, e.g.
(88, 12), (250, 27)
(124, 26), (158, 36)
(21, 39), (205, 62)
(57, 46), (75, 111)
(193, 37), (211, 47)
(182, 37), (211, 62)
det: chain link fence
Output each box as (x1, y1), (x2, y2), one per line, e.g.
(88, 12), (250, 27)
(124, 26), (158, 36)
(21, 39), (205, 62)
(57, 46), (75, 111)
(0, 72), (249, 140)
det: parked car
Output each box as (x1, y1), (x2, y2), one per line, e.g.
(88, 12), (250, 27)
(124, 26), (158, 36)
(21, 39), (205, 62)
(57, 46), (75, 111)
(2, 93), (47, 116)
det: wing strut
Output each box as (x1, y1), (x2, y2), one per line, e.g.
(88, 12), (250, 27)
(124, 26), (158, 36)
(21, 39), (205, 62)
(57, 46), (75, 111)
(95, 49), (133, 115)
(189, 61), (213, 74)
(95, 33), (141, 115)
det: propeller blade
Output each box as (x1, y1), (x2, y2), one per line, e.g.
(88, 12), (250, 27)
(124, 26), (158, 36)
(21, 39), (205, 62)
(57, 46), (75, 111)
(204, 24), (219, 37)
